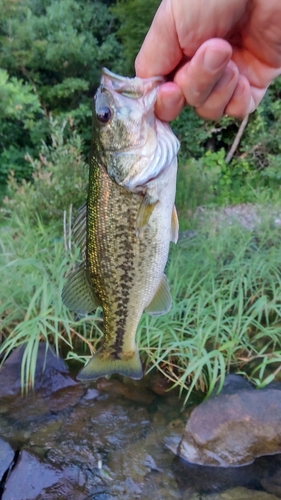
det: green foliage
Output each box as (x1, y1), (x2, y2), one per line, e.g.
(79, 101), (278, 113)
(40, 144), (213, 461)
(171, 74), (281, 204)
(218, 77), (281, 197)
(173, 108), (214, 160)
(176, 159), (216, 228)
(112, 0), (160, 74)
(1, 0), (281, 204)
(202, 150), (255, 204)
(0, 0), (123, 90)
(0, 68), (44, 186)
(0, 69), (41, 120)
(138, 213), (281, 403)
(0, 0), (123, 189)
(4, 117), (88, 228)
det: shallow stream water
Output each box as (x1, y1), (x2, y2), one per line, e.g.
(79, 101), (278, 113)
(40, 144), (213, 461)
(1, 366), (281, 500)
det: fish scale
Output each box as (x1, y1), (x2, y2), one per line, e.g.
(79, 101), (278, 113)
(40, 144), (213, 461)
(87, 160), (152, 360)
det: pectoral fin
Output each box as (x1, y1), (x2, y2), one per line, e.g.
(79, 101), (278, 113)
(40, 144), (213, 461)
(136, 194), (158, 237)
(62, 264), (101, 316)
(171, 205), (179, 244)
(145, 274), (172, 316)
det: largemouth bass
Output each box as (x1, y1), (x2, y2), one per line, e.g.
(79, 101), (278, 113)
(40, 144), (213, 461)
(62, 68), (179, 381)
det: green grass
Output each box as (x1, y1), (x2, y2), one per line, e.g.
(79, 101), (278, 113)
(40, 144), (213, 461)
(1, 207), (281, 404)
(0, 215), (102, 392)
(138, 216), (281, 404)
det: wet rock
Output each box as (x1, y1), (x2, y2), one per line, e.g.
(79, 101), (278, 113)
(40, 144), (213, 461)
(2, 450), (61, 500)
(173, 456), (260, 496)
(47, 384), (84, 412)
(83, 388), (100, 400)
(105, 413), (183, 500)
(261, 473), (281, 498)
(173, 452), (281, 498)
(260, 454), (281, 497)
(0, 343), (77, 397)
(3, 360), (281, 500)
(212, 374), (254, 396)
(0, 438), (14, 479)
(35, 397), (153, 498)
(197, 487), (280, 500)
(149, 371), (175, 395)
(179, 388), (281, 466)
(96, 377), (155, 405)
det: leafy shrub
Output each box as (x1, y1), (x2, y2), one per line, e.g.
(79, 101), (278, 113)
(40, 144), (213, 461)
(4, 117), (88, 229)
(176, 158), (217, 228)
(0, 0), (124, 188)
(112, 0), (160, 74)
(0, 68), (45, 187)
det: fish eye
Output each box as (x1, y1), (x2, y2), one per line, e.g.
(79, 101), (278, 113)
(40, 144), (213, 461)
(96, 106), (112, 124)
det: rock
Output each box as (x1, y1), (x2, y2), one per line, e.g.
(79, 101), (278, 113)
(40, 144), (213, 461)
(211, 374), (254, 396)
(96, 377), (156, 405)
(194, 204), (262, 231)
(4, 343), (68, 372)
(179, 388), (281, 466)
(0, 343), (77, 397)
(106, 430), (181, 500)
(260, 454), (281, 497)
(83, 388), (100, 400)
(2, 450), (61, 500)
(149, 371), (175, 395)
(198, 487), (280, 500)
(173, 454), (269, 497)
(0, 438), (14, 479)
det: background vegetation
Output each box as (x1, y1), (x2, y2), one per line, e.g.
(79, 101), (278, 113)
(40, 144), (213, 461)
(1, 0), (281, 401)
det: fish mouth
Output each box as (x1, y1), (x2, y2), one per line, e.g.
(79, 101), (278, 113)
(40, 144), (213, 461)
(101, 67), (165, 99)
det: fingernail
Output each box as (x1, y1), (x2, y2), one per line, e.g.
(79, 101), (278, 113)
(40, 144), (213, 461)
(248, 96), (256, 114)
(156, 86), (184, 121)
(203, 48), (230, 72)
(158, 84), (184, 108)
(164, 91), (184, 110)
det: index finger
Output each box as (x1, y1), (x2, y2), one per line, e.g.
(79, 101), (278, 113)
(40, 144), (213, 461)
(135, 0), (182, 78)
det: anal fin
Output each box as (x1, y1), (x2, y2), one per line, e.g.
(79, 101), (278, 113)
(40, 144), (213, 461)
(145, 274), (172, 316)
(62, 263), (101, 316)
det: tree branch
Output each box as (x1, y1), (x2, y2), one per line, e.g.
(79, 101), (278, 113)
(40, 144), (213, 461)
(225, 115), (249, 164)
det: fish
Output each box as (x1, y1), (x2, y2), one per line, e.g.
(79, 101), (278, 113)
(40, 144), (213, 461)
(62, 68), (179, 381)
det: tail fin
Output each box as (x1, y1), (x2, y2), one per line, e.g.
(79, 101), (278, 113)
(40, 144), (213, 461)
(77, 349), (143, 381)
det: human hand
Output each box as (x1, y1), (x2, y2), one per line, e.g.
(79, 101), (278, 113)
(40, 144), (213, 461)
(135, 0), (281, 121)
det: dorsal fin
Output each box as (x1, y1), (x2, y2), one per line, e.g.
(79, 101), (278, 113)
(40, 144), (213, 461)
(72, 202), (87, 255)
